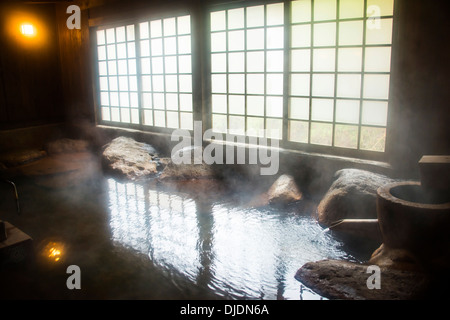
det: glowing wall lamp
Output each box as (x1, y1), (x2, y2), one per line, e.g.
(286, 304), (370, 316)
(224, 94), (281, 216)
(20, 23), (36, 37)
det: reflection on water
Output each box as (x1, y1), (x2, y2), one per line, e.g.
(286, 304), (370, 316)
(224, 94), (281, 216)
(107, 178), (355, 300)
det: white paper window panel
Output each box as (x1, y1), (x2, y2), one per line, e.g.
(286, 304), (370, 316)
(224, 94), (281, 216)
(97, 30), (106, 45)
(229, 52), (245, 72)
(228, 30), (245, 51)
(364, 47), (391, 72)
(337, 48), (362, 72)
(339, 0), (365, 19)
(212, 114), (227, 133)
(266, 118), (283, 139)
(247, 96), (265, 116)
(367, 0), (394, 17)
(211, 74), (227, 93)
(154, 110), (166, 127)
(247, 52), (265, 72)
(228, 8), (245, 29)
(336, 74), (362, 99)
(153, 93), (165, 109)
(106, 28), (115, 43)
(363, 74), (390, 99)
(266, 27), (284, 49)
(163, 18), (176, 36)
(312, 74), (335, 97)
(289, 120), (309, 143)
(291, 0), (311, 23)
(247, 74), (265, 95)
(107, 61), (117, 75)
(314, 0), (336, 21)
(229, 116), (246, 135)
(247, 29), (265, 50)
(246, 6), (265, 28)
(178, 36), (191, 54)
(247, 117), (265, 135)
(366, 18), (393, 45)
(291, 25), (311, 48)
(289, 97), (310, 120)
(178, 16), (191, 35)
(339, 21), (364, 46)
(166, 93), (178, 110)
(335, 99), (360, 124)
(267, 3), (284, 26)
(178, 55), (192, 73)
(290, 74), (311, 96)
(212, 94), (227, 113)
(228, 74), (245, 94)
(291, 49), (311, 72)
(313, 48), (336, 72)
(266, 74), (284, 95)
(150, 38), (163, 55)
(361, 101), (388, 126)
(143, 110), (153, 125)
(314, 23), (336, 47)
(180, 112), (193, 130)
(266, 51), (284, 72)
(164, 56), (177, 74)
(101, 107), (110, 121)
(266, 96), (283, 117)
(180, 94), (193, 112)
(166, 111), (179, 129)
(107, 45), (116, 59)
(229, 95), (245, 114)
(211, 11), (226, 32)
(211, 32), (226, 52)
(311, 98), (334, 122)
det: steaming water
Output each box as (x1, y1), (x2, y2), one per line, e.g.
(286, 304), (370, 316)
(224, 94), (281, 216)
(0, 172), (361, 300)
(106, 178), (357, 300)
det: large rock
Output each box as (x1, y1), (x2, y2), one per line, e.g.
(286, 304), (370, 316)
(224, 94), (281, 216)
(158, 146), (217, 181)
(102, 137), (161, 180)
(317, 169), (397, 226)
(267, 174), (303, 206)
(295, 259), (430, 300)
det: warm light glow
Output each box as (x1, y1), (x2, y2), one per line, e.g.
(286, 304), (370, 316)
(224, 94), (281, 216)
(21, 23), (36, 37)
(42, 242), (64, 262)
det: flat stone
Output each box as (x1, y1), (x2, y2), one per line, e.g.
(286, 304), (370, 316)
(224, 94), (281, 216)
(317, 169), (397, 226)
(102, 136), (161, 180)
(0, 149), (47, 167)
(12, 152), (99, 188)
(46, 138), (90, 155)
(369, 244), (423, 272)
(295, 259), (430, 300)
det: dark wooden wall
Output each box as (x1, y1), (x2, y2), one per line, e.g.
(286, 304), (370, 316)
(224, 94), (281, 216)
(0, 3), (64, 130)
(388, 0), (450, 176)
(55, 1), (96, 126)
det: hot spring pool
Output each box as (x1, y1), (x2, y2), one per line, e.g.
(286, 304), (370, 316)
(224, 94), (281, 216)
(106, 178), (359, 300)
(0, 173), (363, 300)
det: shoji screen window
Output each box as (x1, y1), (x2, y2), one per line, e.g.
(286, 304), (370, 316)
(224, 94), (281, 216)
(139, 16), (193, 130)
(210, 3), (285, 139)
(288, 0), (394, 153)
(96, 15), (193, 131)
(97, 25), (139, 124)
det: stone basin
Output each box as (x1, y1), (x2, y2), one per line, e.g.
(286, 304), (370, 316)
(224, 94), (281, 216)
(376, 181), (450, 270)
